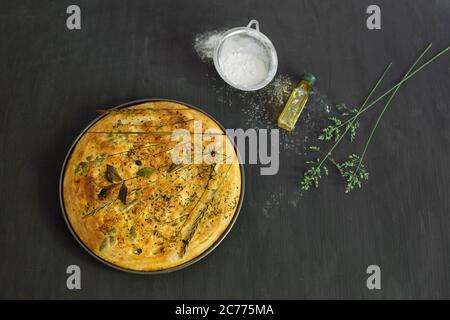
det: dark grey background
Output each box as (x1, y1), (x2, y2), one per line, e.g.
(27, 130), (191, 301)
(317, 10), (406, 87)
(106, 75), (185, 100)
(1, 0), (449, 299)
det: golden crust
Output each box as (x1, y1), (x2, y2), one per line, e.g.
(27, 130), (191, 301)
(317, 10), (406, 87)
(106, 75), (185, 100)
(63, 101), (242, 271)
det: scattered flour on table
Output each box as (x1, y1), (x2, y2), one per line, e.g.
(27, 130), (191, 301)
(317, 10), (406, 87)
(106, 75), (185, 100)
(261, 187), (303, 216)
(261, 192), (282, 218)
(193, 31), (333, 208)
(242, 79), (333, 209)
(193, 31), (332, 147)
(237, 75), (332, 155)
(194, 30), (225, 62)
(287, 188), (304, 208)
(209, 75), (332, 209)
(210, 74), (332, 209)
(239, 74), (295, 127)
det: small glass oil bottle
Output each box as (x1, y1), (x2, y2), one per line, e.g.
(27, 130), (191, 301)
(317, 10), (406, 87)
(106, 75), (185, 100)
(277, 73), (316, 131)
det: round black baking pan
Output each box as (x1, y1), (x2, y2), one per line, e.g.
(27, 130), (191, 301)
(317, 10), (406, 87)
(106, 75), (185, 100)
(59, 98), (245, 274)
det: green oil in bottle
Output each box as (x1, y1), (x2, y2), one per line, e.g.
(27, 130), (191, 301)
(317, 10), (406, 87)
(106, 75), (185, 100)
(277, 73), (316, 131)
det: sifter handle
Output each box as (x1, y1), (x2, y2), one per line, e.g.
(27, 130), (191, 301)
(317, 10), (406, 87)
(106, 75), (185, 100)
(246, 19), (260, 32)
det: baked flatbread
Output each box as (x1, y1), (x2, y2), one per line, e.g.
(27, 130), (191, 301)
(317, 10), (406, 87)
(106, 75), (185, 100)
(62, 101), (242, 271)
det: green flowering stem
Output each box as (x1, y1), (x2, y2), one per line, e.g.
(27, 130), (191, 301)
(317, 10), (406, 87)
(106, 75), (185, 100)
(317, 62), (392, 168)
(352, 42), (433, 180)
(337, 43), (448, 130)
(300, 64), (391, 191)
(301, 43), (450, 193)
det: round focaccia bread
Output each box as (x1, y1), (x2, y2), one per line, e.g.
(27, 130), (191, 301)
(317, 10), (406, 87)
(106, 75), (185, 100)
(62, 101), (242, 272)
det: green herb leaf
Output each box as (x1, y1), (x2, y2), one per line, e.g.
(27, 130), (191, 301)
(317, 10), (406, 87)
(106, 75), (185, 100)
(347, 120), (360, 142)
(118, 182), (128, 204)
(129, 225), (137, 242)
(319, 124), (341, 141)
(136, 167), (155, 178)
(98, 185), (114, 199)
(300, 158), (324, 191)
(336, 103), (358, 117)
(105, 165), (122, 183)
(75, 161), (89, 174)
(99, 237), (109, 251)
(339, 154), (369, 193)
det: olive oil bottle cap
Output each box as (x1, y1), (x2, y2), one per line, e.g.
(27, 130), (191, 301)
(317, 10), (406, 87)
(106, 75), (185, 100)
(302, 73), (317, 86)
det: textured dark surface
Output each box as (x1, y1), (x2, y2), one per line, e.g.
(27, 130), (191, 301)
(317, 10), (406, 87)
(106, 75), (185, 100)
(1, 0), (450, 299)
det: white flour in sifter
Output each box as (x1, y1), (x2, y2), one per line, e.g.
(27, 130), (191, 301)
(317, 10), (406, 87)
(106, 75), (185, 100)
(218, 35), (269, 88)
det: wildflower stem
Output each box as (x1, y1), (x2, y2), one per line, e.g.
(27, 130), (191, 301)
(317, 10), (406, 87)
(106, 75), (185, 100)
(317, 62), (393, 168)
(353, 42), (433, 176)
(338, 43), (448, 129)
